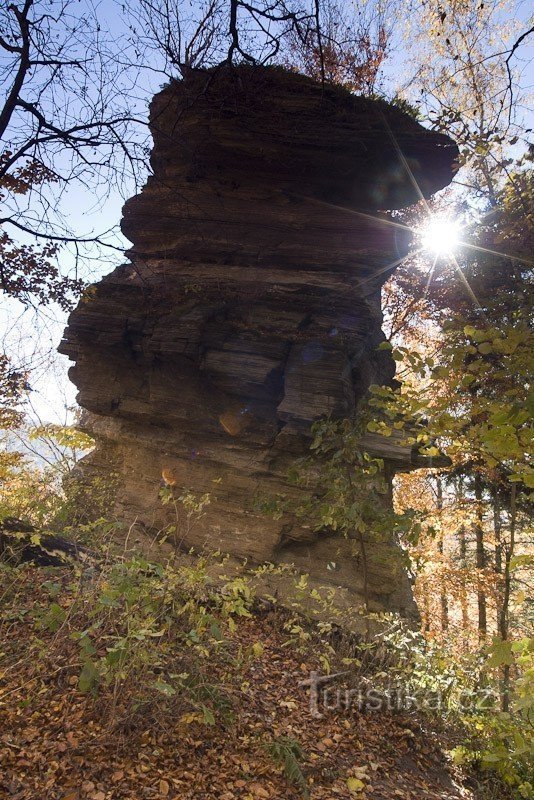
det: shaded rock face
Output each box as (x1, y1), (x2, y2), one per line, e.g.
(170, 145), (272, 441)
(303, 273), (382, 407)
(60, 66), (457, 615)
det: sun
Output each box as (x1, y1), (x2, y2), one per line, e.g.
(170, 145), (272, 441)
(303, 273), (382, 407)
(419, 217), (461, 257)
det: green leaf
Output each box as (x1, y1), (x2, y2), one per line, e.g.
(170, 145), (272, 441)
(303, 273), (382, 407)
(105, 646), (127, 666)
(201, 705), (215, 725)
(510, 554), (534, 571)
(486, 638), (514, 668)
(78, 635), (97, 657)
(152, 681), (177, 697)
(78, 659), (100, 695)
(478, 341), (493, 354)
(209, 622), (223, 641)
(40, 602), (66, 632)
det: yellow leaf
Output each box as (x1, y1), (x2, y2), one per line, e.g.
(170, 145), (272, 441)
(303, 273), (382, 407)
(252, 642), (264, 657)
(347, 777), (365, 793)
(279, 699), (297, 709)
(179, 711), (203, 725)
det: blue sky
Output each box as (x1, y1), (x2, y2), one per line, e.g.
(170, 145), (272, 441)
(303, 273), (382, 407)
(1, 0), (532, 425)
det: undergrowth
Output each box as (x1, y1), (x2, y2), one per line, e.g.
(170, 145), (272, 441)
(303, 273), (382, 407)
(265, 735), (310, 799)
(0, 553), (258, 740)
(0, 526), (532, 798)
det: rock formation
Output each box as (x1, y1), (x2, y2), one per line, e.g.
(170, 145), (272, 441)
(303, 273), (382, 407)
(60, 65), (458, 616)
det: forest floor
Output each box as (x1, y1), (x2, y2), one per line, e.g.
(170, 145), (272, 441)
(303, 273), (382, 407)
(0, 562), (489, 800)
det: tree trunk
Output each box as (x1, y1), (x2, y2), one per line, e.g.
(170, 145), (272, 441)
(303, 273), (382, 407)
(422, 582), (430, 634)
(494, 491), (503, 575)
(457, 478), (470, 646)
(499, 483), (517, 712)
(436, 477), (448, 632)
(458, 524), (470, 645)
(493, 490), (504, 631)
(474, 473), (487, 639)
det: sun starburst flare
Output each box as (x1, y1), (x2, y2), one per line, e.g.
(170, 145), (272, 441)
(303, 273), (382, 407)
(419, 217), (462, 257)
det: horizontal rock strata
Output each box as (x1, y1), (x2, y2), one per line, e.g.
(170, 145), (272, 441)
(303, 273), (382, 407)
(60, 65), (458, 616)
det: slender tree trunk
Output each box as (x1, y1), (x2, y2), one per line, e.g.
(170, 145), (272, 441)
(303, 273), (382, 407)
(494, 492), (503, 575)
(458, 523), (470, 644)
(493, 490), (504, 630)
(474, 473), (487, 639)
(457, 478), (470, 646)
(499, 483), (517, 712)
(436, 477), (448, 632)
(422, 580), (430, 634)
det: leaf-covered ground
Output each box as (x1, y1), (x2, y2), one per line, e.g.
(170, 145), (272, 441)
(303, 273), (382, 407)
(1, 563), (477, 800)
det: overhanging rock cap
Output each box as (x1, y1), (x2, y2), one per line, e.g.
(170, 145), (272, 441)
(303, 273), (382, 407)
(141, 63), (459, 221)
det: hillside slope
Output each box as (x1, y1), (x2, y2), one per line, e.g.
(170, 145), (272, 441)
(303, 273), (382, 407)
(0, 558), (485, 800)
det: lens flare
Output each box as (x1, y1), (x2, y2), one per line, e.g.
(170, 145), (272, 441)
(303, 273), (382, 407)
(419, 218), (461, 257)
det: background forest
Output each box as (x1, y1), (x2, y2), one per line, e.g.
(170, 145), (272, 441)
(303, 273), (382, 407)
(0, 1), (532, 799)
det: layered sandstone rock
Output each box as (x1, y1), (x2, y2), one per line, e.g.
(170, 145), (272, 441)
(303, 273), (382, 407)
(60, 65), (457, 616)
